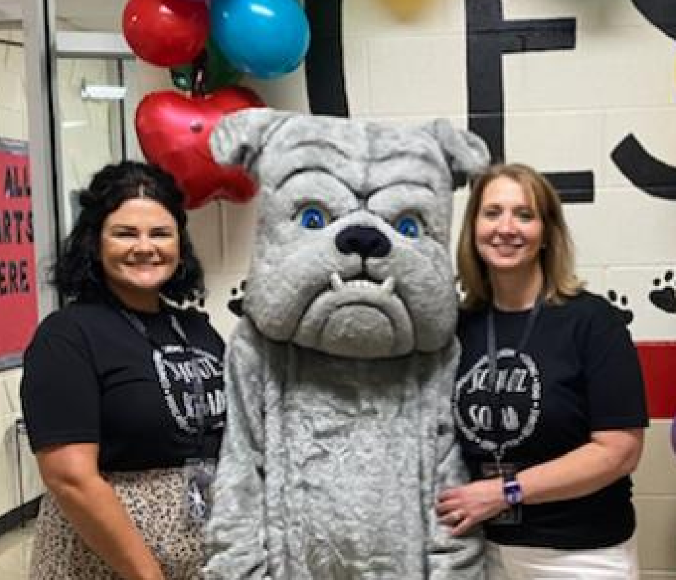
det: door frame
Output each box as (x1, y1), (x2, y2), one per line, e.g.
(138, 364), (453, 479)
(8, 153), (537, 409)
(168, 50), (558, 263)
(23, 0), (137, 320)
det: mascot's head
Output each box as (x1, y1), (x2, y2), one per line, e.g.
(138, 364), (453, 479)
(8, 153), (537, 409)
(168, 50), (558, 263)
(211, 109), (488, 359)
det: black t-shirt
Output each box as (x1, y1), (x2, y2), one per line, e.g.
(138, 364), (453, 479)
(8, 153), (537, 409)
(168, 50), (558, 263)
(453, 291), (648, 549)
(20, 301), (226, 471)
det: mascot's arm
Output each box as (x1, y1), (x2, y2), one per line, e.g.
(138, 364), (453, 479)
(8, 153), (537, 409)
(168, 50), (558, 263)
(203, 319), (270, 580)
(428, 341), (486, 580)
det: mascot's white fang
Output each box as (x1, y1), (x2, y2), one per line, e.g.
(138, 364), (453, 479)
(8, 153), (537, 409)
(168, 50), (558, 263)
(204, 109), (489, 580)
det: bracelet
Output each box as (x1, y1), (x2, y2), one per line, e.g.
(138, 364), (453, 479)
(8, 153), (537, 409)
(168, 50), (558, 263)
(503, 473), (523, 506)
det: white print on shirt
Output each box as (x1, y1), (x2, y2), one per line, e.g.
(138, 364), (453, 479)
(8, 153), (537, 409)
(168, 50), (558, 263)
(163, 348), (224, 385)
(453, 348), (541, 459)
(153, 344), (225, 434)
(183, 389), (226, 419)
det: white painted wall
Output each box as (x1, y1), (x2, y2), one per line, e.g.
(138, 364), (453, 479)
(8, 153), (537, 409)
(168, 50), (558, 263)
(1, 2), (675, 577)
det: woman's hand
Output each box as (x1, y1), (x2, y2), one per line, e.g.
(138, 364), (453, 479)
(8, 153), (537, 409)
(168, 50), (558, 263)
(437, 428), (644, 536)
(436, 477), (506, 535)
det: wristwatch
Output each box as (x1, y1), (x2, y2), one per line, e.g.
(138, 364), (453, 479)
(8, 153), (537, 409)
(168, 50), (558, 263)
(502, 473), (523, 506)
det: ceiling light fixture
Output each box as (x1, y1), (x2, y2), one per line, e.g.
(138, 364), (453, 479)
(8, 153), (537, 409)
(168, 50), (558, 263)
(80, 81), (127, 101)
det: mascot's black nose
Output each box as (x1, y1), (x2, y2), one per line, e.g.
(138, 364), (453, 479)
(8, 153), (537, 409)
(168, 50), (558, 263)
(335, 225), (391, 259)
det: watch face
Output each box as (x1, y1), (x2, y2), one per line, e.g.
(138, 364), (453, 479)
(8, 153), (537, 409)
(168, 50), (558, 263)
(504, 480), (522, 505)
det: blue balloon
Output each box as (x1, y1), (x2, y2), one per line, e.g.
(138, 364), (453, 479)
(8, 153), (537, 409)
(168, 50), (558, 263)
(210, 0), (310, 79)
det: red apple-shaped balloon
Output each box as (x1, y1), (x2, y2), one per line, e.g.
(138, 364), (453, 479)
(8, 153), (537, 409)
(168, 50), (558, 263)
(123, 0), (209, 67)
(135, 86), (265, 208)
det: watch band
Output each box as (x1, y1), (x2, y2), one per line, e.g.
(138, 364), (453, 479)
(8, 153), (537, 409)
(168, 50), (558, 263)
(503, 473), (523, 506)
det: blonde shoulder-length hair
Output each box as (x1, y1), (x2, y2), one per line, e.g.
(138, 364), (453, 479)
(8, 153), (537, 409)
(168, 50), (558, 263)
(456, 163), (584, 310)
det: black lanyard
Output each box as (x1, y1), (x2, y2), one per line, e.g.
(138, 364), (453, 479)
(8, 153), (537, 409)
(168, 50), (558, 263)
(117, 306), (208, 458)
(486, 295), (543, 465)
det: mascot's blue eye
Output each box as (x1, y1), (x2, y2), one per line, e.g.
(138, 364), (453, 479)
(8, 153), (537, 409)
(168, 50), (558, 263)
(395, 215), (421, 238)
(299, 207), (328, 230)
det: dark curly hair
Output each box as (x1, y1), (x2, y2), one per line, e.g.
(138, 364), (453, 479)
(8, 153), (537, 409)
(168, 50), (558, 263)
(53, 161), (205, 304)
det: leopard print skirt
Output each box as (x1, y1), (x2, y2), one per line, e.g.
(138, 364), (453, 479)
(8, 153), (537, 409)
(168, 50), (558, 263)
(30, 468), (203, 580)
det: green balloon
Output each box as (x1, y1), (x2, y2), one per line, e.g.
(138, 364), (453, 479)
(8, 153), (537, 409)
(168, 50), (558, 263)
(171, 65), (193, 92)
(170, 37), (243, 94)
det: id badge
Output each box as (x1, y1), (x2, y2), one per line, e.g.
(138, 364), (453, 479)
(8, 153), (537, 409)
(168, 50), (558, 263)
(481, 461), (522, 526)
(183, 458), (216, 523)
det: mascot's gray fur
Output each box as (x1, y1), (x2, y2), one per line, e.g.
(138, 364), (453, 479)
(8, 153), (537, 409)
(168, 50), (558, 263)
(203, 109), (489, 580)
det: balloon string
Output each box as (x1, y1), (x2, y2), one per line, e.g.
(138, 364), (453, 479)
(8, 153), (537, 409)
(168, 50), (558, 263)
(191, 49), (208, 97)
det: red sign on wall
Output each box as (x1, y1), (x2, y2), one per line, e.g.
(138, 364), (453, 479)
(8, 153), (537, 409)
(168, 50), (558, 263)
(637, 342), (676, 419)
(0, 138), (37, 368)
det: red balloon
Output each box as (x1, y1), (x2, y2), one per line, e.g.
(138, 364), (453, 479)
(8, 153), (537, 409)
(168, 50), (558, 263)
(123, 0), (209, 67)
(135, 86), (265, 208)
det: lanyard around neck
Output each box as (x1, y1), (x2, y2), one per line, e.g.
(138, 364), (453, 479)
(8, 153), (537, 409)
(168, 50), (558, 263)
(117, 306), (208, 457)
(487, 296), (544, 387)
(486, 295), (543, 464)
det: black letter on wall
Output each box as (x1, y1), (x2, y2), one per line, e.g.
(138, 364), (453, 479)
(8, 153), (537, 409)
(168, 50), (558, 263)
(466, 0), (593, 203)
(305, 0), (349, 117)
(631, 0), (676, 39)
(611, 0), (676, 201)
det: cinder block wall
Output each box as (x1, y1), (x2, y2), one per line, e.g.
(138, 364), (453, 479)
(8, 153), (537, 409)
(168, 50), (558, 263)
(1, 2), (674, 578)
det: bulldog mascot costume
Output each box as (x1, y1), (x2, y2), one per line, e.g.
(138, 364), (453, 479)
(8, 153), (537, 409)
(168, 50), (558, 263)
(203, 109), (489, 580)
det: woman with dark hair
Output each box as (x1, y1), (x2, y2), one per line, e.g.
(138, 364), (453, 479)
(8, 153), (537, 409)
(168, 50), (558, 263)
(21, 161), (225, 580)
(437, 163), (647, 578)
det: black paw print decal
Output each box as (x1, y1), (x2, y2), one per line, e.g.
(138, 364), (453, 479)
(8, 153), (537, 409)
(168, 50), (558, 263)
(227, 279), (247, 317)
(607, 290), (634, 326)
(649, 270), (676, 314)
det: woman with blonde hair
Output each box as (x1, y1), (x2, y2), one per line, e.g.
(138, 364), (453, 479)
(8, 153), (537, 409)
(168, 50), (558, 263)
(438, 163), (647, 579)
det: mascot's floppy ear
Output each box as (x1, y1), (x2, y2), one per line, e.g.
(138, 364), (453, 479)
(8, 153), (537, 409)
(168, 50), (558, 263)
(209, 107), (293, 174)
(423, 119), (490, 189)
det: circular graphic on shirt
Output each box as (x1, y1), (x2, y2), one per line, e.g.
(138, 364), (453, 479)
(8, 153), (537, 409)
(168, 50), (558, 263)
(153, 344), (225, 434)
(453, 348), (541, 459)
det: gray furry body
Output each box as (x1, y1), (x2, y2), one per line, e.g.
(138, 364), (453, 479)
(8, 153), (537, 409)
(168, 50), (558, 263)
(203, 110), (489, 580)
